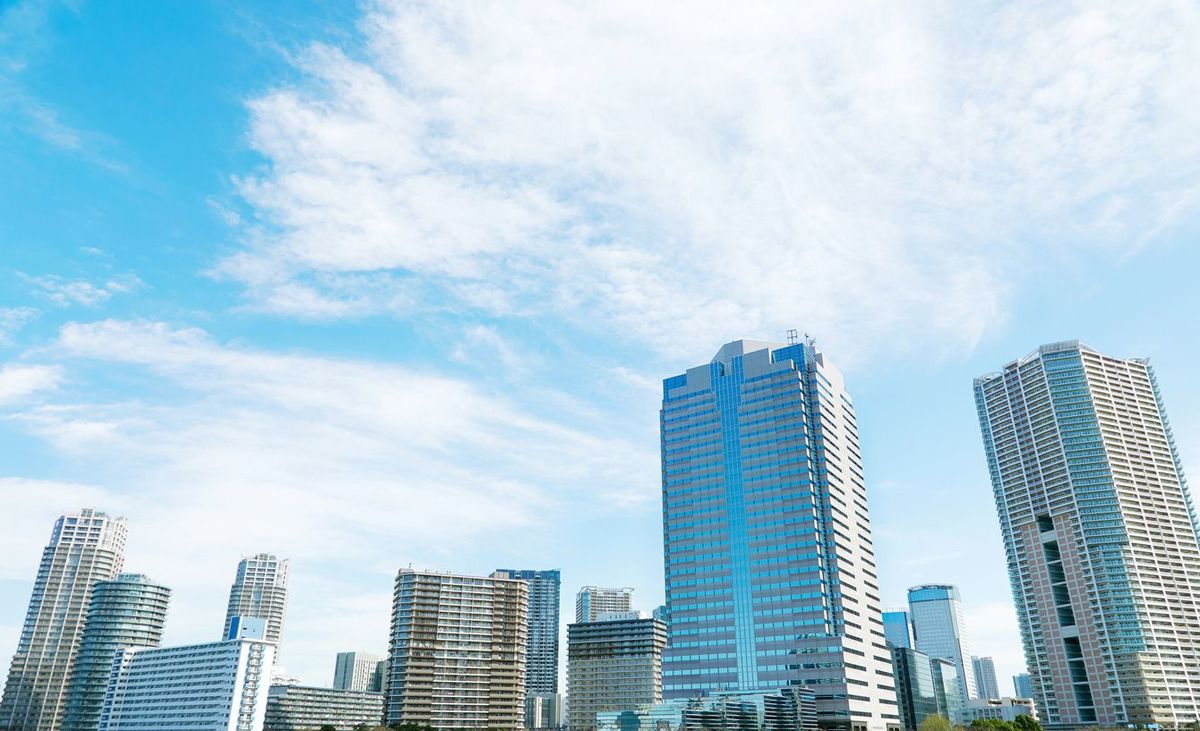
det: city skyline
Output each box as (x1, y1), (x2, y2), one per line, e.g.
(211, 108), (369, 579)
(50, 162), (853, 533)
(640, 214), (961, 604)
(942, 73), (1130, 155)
(3, 0), (1200, 703)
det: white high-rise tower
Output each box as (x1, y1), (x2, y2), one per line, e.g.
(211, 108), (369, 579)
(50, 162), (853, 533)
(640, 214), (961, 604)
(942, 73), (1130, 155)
(0, 509), (127, 731)
(975, 341), (1200, 727)
(222, 553), (290, 648)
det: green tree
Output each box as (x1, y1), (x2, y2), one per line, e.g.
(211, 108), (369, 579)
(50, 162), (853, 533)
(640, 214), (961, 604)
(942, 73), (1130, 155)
(319, 726), (336, 731)
(1012, 715), (1043, 731)
(920, 714), (952, 731)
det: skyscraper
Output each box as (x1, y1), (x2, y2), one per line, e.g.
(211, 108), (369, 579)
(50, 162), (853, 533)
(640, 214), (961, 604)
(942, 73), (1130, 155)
(970, 657), (999, 701)
(385, 569), (527, 729)
(659, 339), (895, 730)
(567, 613), (666, 731)
(1011, 674), (1032, 700)
(575, 586), (633, 623)
(61, 574), (171, 731)
(882, 610), (913, 649)
(0, 509), (127, 731)
(494, 569), (561, 695)
(907, 585), (976, 703)
(222, 553), (290, 648)
(975, 341), (1200, 727)
(332, 651), (384, 693)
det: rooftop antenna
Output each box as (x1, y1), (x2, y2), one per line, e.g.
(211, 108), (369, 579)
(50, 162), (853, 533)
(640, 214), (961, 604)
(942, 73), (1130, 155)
(786, 329), (798, 345)
(805, 332), (816, 349)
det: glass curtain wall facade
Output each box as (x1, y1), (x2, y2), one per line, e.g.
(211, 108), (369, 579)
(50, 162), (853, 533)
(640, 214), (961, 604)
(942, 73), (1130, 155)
(882, 612), (912, 650)
(60, 574), (170, 731)
(659, 339), (895, 731)
(0, 509), (127, 731)
(889, 648), (939, 731)
(975, 341), (1200, 727)
(907, 585), (975, 704)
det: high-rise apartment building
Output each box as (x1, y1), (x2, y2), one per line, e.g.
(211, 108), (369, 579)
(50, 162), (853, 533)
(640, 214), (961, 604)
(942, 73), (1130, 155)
(222, 553), (290, 648)
(575, 586), (633, 623)
(0, 509), (127, 731)
(332, 651), (384, 693)
(882, 610), (913, 649)
(975, 341), (1200, 727)
(659, 339), (895, 730)
(971, 657), (999, 701)
(61, 574), (170, 731)
(525, 693), (563, 729)
(567, 614), (666, 731)
(494, 569), (561, 695)
(385, 569), (527, 729)
(1011, 674), (1032, 700)
(908, 585), (975, 703)
(96, 621), (274, 731)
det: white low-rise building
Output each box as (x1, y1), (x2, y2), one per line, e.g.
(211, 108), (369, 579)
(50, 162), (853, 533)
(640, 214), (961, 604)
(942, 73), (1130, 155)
(959, 697), (1037, 723)
(97, 618), (275, 731)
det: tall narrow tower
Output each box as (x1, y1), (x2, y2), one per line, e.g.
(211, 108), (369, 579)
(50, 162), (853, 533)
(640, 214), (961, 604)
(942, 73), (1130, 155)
(975, 341), (1200, 727)
(61, 574), (171, 731)
(659, 339), (895, 731)
(0, 509), (127, 731)
(222, 553), (290, 648)
(907, 584), (976, 703)
(493, 569), (561, 695)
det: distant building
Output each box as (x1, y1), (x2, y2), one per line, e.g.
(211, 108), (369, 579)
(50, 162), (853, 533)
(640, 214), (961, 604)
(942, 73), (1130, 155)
(96, 619), (275, 731)
(223, 553), (290, 649)
(575, 586), (634, 623)
(890, 647), (940, 731)
(493, 569), (562, 699)
(61, 574), (171, 731)
(0, 508), (127, 731)
(909, 585), (976, 703)
(1012, 674), (1033, 700)
(930, 658), (963, 725)
(385, 569), (527, 729)
(975, 342), (1200, 726)
(959, 698), (1037, 723)
(595, 688), (818, 731)
(333, 651), (384, 692)
(526, 693), (563, 729)
(567, 614), (666, 731)
(658, 339), (896, 729)
(264, 684), (384, 731)
(883, 609), (914, 649)
(971, 657), (999, 700)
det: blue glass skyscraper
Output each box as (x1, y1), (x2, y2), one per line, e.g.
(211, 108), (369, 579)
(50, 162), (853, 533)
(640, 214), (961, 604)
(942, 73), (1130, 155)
(659, 339), (895, 731)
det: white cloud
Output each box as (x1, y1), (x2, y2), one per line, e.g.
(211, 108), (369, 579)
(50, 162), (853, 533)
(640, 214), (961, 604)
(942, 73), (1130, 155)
(0, 363), (61, 404)
(20, 273), (144, 307)
(215, 0), (1200, 363)
(0, 307), (37, 344)
(0, 319), (657, 680)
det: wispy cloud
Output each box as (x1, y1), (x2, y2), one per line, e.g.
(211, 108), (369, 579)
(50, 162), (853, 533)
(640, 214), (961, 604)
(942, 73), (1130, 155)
(20, 273), (144, 307)
(0, 319), (658, 674)
(214, 0), (1200, 364)
(0, 363), (61, 404)
(0, 307), (38, 344)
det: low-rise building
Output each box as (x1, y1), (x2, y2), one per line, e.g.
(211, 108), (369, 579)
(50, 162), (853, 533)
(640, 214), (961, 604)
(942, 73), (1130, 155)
(596, 688), (817, 731)
(264, 684), (384, 730)
(959, 697), (1037, 723)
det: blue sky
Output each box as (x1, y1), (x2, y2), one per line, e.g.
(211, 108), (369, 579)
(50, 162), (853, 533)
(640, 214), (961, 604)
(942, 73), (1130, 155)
(2, 0), (1200, 691)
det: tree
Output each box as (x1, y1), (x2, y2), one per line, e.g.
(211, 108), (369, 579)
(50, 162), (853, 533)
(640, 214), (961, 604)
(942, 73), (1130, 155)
(320, 726), (337, 731)
(920, 714), (953, 731)
(1012, 715), (1043, 731)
